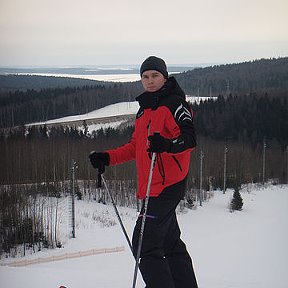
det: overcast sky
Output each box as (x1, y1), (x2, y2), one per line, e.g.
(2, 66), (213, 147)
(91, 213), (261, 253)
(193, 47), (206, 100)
(0, 0), (287, 67)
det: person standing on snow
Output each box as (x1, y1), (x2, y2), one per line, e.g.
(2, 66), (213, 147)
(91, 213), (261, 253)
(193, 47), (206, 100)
(89, 56), (198, 288)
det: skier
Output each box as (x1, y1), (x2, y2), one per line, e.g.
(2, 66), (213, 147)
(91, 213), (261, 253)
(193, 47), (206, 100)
(89, 56), (198, 288)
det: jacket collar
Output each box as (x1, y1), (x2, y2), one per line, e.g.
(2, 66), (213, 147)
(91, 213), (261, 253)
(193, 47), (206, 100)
(136, 76), (185, 110)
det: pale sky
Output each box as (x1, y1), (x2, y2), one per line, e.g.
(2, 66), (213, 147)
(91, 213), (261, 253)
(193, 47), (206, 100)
(0, 0), (287, 67)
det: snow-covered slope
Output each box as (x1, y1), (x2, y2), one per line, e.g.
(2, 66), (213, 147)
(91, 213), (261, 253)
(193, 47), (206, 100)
(30, 101), (139, 126)
(29, 96), (215, 133)
(1, 185), (287, 288)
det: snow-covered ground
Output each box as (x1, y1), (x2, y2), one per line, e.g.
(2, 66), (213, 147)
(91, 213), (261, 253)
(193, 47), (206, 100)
(1, 185), (287, 288)
(30, 101), (140, 127)
(29, 96), (216, 130)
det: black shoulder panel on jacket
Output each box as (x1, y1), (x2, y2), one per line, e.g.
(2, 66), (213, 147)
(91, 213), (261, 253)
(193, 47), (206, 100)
(160, 95), (197, 153)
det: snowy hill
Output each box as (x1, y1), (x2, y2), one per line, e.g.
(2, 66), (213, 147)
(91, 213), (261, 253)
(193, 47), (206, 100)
(29, 96), (216, 133)
(1, 185), (287, 288)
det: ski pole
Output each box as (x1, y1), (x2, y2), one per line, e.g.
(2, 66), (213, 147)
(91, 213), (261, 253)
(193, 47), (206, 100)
(132, 151), (157, 288)
(99, 171), (133, 254)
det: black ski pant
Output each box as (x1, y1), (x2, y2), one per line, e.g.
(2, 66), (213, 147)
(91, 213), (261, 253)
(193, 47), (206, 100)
(132, 179), (198, 288)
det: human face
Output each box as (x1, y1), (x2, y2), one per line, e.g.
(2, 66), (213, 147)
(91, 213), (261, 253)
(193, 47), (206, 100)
(141, 70), (167, 92)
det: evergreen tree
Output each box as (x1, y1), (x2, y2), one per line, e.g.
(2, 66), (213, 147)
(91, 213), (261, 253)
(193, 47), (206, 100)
(230, 187), (244, 211)
(82, 120), (89, 136)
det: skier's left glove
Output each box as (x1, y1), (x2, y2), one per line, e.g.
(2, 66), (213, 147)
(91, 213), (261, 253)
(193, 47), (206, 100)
(148, 134), (171, 153)
(89, 151), (110, 174)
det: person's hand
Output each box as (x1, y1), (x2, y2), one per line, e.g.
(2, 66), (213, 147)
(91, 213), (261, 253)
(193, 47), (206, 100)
(89, 151), (110, 173)
(148, 134), (171, 153)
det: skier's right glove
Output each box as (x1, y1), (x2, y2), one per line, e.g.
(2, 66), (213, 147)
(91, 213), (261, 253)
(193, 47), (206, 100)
(89, 151), (110, 174)
(148, 133), (172, 153)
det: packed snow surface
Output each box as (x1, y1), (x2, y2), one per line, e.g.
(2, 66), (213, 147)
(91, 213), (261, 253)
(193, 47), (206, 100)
(1, 185), (287, 288)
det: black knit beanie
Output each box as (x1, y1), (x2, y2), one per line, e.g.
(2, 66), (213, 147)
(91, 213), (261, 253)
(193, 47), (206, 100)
(140, 56), (168, 78)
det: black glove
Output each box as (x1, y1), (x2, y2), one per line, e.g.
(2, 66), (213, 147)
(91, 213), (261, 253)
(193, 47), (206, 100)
(148, 134), (171, 153)
(89, 151), (110, 173)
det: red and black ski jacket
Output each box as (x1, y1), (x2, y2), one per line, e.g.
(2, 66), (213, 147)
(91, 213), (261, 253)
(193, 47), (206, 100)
(106, 77), (196, 199)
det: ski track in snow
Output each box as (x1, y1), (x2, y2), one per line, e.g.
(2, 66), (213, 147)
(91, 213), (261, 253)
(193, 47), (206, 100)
(0, 185), (287, 288)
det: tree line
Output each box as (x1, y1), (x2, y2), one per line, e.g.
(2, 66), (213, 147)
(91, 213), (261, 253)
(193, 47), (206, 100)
(0, 82), (142, 128)
(192, 93), (288, 148)
(0, 74), (107, 92)
(0, 57), (287, 128)
(175, 57), (288, 96)
(1, 94), (287, 186)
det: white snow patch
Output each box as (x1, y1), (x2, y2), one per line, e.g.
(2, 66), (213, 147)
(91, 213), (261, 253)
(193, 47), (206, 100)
(28, 96), (215, 130)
